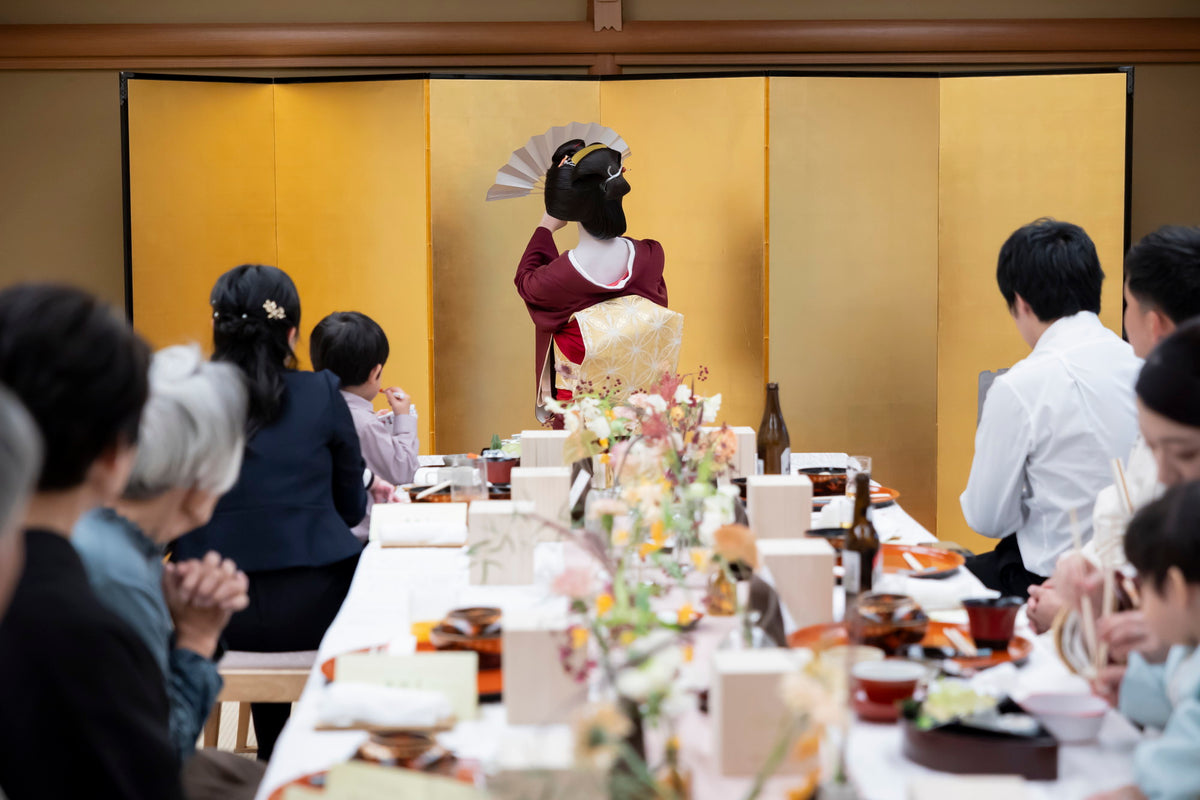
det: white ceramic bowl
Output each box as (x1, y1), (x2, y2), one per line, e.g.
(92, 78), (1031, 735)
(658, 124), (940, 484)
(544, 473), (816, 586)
(1019, 693), (1108, 743)
(850, 659), (928, 683)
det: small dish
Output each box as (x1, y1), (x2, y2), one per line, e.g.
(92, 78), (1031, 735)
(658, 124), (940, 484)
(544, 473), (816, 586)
(1018, 693), (1108, 743)
(963, 596), (1024, 649)
(847, 593), (930, 654)
(430, 607), (503, 670)
(798, 467), (847, 497)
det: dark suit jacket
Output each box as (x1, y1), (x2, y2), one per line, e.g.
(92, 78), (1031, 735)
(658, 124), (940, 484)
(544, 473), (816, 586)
(173, 369), (368, 572)
(0, 529), (183, 800)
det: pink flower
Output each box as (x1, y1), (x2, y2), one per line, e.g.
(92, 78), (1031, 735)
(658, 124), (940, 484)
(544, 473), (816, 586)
(552, 567), (595, 600)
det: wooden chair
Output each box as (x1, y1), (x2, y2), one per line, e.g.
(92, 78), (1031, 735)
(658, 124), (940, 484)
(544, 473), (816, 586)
(202, 650), (318, 753)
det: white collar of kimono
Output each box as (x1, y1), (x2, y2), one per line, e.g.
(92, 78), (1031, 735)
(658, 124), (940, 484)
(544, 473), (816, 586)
(567, 238), (634, 290)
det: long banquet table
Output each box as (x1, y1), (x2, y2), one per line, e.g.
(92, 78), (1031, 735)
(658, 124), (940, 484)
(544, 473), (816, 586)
(255, 490), (1143, 800)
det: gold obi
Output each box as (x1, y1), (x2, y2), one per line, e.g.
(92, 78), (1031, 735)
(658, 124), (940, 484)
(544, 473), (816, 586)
(549, 295), (684, 401)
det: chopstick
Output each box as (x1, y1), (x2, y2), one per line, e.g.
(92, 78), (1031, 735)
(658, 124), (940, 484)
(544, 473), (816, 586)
(1069, 508), (1101, 679)
(415, 479), (453, 500)
(1094, 459), (1133, 669)
(944, 626), (979, 658)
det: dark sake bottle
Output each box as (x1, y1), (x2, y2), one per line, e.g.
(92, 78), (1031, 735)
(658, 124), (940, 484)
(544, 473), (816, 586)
(843, 472), (881, 600)
(756, 382), (791, 475)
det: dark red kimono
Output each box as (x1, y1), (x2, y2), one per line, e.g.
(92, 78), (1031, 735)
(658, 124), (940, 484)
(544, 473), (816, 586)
(514, 226), (668, 417)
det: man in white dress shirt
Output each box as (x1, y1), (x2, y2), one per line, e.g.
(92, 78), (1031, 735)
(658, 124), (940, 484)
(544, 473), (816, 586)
(961, 219), (1141, 597)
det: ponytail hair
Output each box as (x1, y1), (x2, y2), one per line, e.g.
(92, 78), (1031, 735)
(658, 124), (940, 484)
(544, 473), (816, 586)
(544, 139), (630, 240)
(210, 265), (301, 436)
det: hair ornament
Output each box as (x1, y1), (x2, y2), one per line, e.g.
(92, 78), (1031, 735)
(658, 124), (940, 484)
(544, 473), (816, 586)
(262, 300), (286, 321)
(565, 143), (607, 167)
(602, 164), (626, 187)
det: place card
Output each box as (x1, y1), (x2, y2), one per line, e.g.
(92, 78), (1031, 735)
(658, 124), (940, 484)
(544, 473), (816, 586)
(503, 608), (588, 725)
(756, 538), (835, 629)
(520, 429), (570, 468)
(511, 466), (572, 533)
(333, 651), (478, 721)
(746, 474), (813, 539)
(467, 500), (538, 585)
(371, 502), (468, 547)
(711, 649), (814, 776)
(323, 761), (486, 799)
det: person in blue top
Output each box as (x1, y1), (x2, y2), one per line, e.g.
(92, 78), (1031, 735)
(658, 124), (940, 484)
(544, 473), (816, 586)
(173, 265), (391, 761)
(74, 344), (265, 798)
(1088, 481), (1200, 800)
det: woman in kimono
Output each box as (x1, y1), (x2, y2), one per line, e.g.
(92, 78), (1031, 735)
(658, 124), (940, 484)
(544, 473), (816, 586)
(514, 139), (681, 422)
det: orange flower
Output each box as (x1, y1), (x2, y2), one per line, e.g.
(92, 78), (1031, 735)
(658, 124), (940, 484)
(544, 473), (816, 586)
(677, 602), (696, 626)
(598, 438), (610, 450)
(793, 728), (822, 761)
(690, 547), (713, 572)
(619, 630), (637, 647)
(600, 452), (611, 464)
(713, 524), (759, 570)
(650, 519), (667, 547)
(596, 593), (614, 616)
(683, 644), (695, 663)
(571, 627), (590, 650)
(638, 541), (657, 559)
(787, 773), (820, 800)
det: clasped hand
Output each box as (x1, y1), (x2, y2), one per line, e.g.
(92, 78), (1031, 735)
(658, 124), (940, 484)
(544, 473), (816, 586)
(162, 551), (249, 660)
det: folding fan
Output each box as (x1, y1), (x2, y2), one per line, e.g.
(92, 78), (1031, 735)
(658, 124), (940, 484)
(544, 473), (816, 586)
(485, 122), (631, 202)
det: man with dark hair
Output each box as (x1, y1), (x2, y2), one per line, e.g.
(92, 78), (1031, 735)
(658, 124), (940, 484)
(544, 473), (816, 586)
(960, 219), (1141, 598)
(311, 311), (418, 540)
(0, 284), (183, 799)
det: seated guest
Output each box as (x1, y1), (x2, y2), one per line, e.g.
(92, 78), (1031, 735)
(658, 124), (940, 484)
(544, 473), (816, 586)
(311, 311), (419, 541)
(0, 284), (182, 799)
(173, 265), (389, 761)
(73, 345), (263, 797)
(961, 219), (1141, 597)
(0, 386), (41, 620)
(1030, 225), (1200, 632)
(1086, 481), (1200, 800)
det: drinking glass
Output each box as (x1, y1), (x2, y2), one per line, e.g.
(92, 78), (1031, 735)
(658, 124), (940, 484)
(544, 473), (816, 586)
(449, 457), (488, 502)
(845, 455), (873, 503)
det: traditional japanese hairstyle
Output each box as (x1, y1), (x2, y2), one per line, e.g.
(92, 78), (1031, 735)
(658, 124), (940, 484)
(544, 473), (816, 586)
(544, 139), (630, 240)
(1136, 318), (1200, 429)
(210, 264), (301, 436)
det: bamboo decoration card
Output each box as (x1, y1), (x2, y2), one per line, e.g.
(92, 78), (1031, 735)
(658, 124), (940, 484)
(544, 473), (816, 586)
(467, 500), (538, 585)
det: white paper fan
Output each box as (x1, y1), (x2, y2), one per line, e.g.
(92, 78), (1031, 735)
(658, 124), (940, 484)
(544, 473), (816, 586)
(485, 122), (631, 202)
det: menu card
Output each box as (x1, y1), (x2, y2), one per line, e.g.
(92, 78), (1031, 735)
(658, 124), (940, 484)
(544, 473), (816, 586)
(334, 651), (478, 720)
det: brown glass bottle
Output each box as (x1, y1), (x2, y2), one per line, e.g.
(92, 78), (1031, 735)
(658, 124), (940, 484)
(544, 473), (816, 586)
(843, 472), (880, 600)
(756, 382), (791, 475)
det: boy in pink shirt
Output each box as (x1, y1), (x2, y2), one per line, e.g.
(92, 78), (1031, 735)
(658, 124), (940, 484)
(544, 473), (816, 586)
(311, 312), (419, 540)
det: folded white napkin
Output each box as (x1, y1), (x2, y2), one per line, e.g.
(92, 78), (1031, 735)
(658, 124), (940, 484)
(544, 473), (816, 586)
(816, 496), (853, 528)
(317, 682), (453, 729)
(875, 570), (998, 612)
(379, 522), (468, 547)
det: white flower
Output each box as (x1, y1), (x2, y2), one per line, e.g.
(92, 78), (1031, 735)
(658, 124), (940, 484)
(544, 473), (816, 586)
(717, 484), (741, 500)
(703, 493), (734, 522)
(701, 393), (722, 424)
(563, 411), (581, 434)
(674, 384), (692, 404)
(585, 415), (612, 441)
(660, 684), (694, 720)
(685, 481), (713, 500)
(629, 392), (667, 415)
(616, 668), (655, 703)
(781, 671), (843, 727)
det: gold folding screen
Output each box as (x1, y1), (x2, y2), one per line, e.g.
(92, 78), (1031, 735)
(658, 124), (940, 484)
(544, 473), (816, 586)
(936, 73), (1128, 551)
(127, 71), (1128, 543)
(767, 76), (940, 533)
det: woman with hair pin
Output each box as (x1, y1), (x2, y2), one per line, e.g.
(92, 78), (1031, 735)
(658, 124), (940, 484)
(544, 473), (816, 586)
(173, 265), (391, 761)
(515, 139), (679, 422)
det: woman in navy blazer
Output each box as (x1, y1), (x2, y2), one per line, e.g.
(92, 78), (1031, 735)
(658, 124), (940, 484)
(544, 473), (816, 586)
(173, 264), (376, 761)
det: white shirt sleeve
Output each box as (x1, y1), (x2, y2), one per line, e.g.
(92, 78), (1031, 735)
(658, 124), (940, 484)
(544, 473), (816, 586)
(960, 378), (1032, 538)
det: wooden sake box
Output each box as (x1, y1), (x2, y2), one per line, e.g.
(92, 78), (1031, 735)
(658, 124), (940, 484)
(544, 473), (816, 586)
(519, 430), (570, 468)
(502, 608), (589, 725)
(466, 500), (537, 586)
(756, 538), (835, 629)
(729, 426), (757, 478)
(746, 474), (813, 539)
(510, 466), (572, 533)
(711, 649), (813, 776)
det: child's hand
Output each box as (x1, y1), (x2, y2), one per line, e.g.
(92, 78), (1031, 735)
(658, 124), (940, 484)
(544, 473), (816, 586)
(1099, 610), (1168, 663)
(381, 387), (412, 416)
(370, 476), (397, 504)
(1089, 663), (1126, 707)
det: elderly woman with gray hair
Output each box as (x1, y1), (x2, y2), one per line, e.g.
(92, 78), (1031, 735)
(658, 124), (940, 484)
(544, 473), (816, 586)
(0, 385), (42, 622)
(73, 345), (257, 794)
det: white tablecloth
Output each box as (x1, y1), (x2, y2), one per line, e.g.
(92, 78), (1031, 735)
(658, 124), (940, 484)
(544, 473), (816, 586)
(255, 495), (1141, 800)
